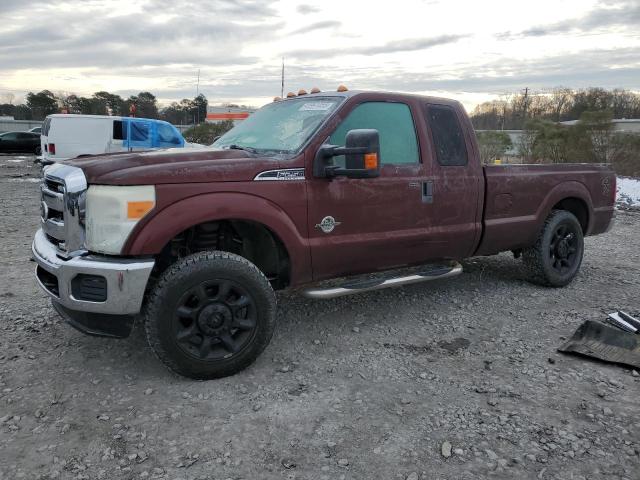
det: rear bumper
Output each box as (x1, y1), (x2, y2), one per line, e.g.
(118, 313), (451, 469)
(32, 228), (154, 316)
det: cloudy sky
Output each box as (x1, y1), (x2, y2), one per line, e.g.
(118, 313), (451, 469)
(0, 0), (638, 110)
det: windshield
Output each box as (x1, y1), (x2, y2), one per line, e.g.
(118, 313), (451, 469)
(212, 96), (343, 154)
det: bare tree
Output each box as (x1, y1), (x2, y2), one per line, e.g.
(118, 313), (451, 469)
(550, 88), (572, 122)
(0, 92), (15, 105)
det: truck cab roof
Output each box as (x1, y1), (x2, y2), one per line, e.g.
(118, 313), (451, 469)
(277, 89), (463, 108)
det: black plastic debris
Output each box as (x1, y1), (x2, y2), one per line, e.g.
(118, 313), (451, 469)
(558, 320), (640, 369)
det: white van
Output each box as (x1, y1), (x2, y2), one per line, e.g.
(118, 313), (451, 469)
(39, 114), (190, 164)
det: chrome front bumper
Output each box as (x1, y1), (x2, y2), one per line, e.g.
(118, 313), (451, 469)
(32, 228), (154, 315)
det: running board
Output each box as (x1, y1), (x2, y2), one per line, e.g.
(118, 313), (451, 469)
(302, 262), (463, 299)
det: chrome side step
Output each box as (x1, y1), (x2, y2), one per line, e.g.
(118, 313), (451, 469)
(302, 262), (463, 299)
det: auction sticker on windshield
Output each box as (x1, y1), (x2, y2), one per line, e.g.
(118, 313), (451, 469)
(299, 102), (334, 111)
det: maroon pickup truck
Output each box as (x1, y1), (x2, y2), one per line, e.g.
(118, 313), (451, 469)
(33, 89), (616, 379)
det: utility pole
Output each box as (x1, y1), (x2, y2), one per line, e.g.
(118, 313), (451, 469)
(281, 57), (284, 99)
(196, 69), (200, 124)
(522, 87), (529, 125)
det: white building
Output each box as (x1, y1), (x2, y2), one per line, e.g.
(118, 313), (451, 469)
(560, 119), (640, 133)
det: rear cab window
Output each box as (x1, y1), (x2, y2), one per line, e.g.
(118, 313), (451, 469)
(425, 104), (468, 166)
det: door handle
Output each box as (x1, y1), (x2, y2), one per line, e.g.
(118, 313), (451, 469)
(422, 180), (434, 204)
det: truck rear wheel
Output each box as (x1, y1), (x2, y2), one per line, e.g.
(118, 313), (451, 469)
(143, 251), (276, 379)
(522, 210), (584, 287)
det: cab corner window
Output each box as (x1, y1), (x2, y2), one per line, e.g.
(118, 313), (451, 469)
(329, 102), (419, 165)
(426, 104), (468, 166)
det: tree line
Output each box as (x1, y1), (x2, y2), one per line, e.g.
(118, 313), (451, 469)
(470, 87), (640, 130)
(471, 87), (640, 176)
(476, 110), (640, 176)
(0, 90), (209, 125)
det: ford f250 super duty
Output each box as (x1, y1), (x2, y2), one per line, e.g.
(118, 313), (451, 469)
(32, 88), (616, 379)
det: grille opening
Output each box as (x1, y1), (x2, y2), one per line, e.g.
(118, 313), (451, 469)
(71, 274), (107, 302)
(44, 179), (63, 193)
(47, 209), (63, 221)
(36, 266), (59, 297)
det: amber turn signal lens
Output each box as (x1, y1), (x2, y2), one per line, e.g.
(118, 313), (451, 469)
(364, 153), (378, 169)
(127, 200), (154, 219)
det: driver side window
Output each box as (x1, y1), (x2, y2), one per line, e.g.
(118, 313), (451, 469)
(329, 102), (420, 165)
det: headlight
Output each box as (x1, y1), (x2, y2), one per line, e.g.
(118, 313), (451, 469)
(85, 185), (155, 255)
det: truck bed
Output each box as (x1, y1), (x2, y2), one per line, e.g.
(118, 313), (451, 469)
(475, 163), (616, 256)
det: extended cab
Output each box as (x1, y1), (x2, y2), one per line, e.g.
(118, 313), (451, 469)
(32, 89), (616, 379)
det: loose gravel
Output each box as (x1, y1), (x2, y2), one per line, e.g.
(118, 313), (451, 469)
(1, 154), (639, 480)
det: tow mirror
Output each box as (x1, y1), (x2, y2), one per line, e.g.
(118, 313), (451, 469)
(313, 129), (380, 179)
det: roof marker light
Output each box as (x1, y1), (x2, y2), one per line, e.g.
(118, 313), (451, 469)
(298, 89), (308, 96)
(286, 92), (296, 98)
(310, 87), (321, 94)
(337, 85), (348, 92)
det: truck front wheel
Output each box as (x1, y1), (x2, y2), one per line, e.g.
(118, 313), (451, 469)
(523, 210), (584, 287)
(143, 251), (277, 379)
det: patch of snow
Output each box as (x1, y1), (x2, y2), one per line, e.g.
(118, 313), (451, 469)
(616, 176), (640, 208)
(7, 177), (41, 183)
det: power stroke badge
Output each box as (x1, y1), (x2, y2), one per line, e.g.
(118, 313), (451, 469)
(315, 216), (341, 233)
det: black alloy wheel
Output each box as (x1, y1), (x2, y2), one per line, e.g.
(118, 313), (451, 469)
(144, 251), (277, 379)
(523, 210), (584, 287)
(548, 223), (580, 274)
(173, 279), (257, 361)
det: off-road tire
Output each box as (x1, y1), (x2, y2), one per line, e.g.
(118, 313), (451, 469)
(143, 251), (276, 379)
(523, 210), (584, 287)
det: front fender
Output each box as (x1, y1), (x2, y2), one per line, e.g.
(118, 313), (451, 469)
(122, 192), (312, 285)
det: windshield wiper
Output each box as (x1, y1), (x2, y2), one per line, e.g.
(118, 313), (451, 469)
(228, 144), (259, 154)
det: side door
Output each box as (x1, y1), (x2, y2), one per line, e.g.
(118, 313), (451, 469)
(415, 103), (483, 259)
(124, 119), (153, 151)
(306, 100), (429, 281)
(19, 132), (39, 152)
(0, 132), (19, 152)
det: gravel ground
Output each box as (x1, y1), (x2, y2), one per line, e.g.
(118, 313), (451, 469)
(1, 154), (639, 480)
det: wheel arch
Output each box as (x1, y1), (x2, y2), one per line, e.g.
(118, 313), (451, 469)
(535, 181), (594, 236)
(551, 197), (589, 234)
(123, 192), (312, 286)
